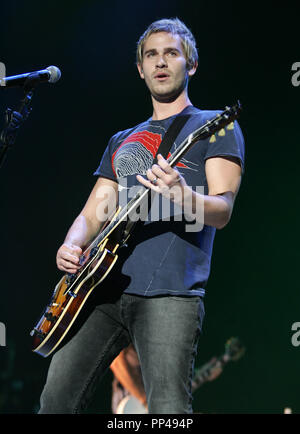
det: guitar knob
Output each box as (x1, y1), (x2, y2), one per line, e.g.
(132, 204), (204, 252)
(45, 312), (57, 322)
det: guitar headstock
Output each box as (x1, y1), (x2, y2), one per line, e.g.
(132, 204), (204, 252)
(200, 100), (242, 140)
(224, 336), (246, 362)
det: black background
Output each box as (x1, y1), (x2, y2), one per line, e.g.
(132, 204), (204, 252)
(0, 0), (299, 414)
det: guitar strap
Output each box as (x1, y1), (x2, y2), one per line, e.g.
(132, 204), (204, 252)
(120, 113), (192, 244)
(152, 113), (192, 163)
(147, 113), (192, 210)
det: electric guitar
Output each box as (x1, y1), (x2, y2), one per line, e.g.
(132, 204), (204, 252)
(191, 336), (245, 391)
(31, 102), (242, 358)
(116, 336), (246, 414)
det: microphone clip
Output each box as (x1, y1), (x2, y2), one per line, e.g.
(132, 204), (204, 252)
(0, 89), (34, 168)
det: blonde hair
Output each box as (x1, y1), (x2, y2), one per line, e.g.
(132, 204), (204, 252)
(136, 18), (198, 70)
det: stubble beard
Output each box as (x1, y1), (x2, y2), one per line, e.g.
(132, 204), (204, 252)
(147, 73), (189, 103)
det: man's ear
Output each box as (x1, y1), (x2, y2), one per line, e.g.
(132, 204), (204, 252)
(188, 61), (198, 78)
(137, 63), (144, 79)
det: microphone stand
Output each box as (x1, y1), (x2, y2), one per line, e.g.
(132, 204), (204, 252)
(0, 78), (38, 169)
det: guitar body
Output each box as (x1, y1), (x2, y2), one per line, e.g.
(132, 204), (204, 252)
(116, 396), (148, 414)
(31, 237), (119, 357)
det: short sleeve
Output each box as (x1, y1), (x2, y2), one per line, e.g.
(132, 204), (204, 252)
(204, 120), (245, 173)
(93, 135), (117, 181)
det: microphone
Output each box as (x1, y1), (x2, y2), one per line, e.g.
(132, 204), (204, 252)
(0, 65), (61, 89)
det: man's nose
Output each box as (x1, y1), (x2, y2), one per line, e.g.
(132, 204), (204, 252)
(156, 55), (167, 68)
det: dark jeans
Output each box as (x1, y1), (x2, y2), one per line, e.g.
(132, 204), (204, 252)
(39, 293), (205, 414)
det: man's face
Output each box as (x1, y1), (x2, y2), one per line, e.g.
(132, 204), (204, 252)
(137, 32), (196, 103)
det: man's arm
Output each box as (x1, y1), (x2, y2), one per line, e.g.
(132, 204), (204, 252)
(136, 154), (242, 230)
(56, 177), (118, 274)
(189, 155), (242, 229)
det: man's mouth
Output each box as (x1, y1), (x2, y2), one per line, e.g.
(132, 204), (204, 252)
(154, 73), (170, 81)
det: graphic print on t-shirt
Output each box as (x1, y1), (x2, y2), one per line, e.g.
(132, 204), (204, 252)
(111, 129), (197, 179)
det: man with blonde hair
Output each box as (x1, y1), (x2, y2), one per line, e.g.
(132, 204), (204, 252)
(39, 18), (244, 414)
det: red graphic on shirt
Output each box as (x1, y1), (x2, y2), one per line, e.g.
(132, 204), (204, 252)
(111, 130), (188, 178)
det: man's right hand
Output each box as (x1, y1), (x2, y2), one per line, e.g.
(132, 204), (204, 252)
(55, 177), (118, 275)
(56, 243), (83, 274)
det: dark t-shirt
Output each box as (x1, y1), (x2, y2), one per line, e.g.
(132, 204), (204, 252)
(94, 105), (245, 297)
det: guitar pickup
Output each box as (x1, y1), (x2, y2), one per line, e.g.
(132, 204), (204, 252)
(66, 273), (76, 285)
(90, 247), (99, 257)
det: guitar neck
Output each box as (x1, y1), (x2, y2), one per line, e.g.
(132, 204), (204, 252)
(167, 114), (225, 168)
(86, 186), (149, 252)
(192, 354), (228, 392)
